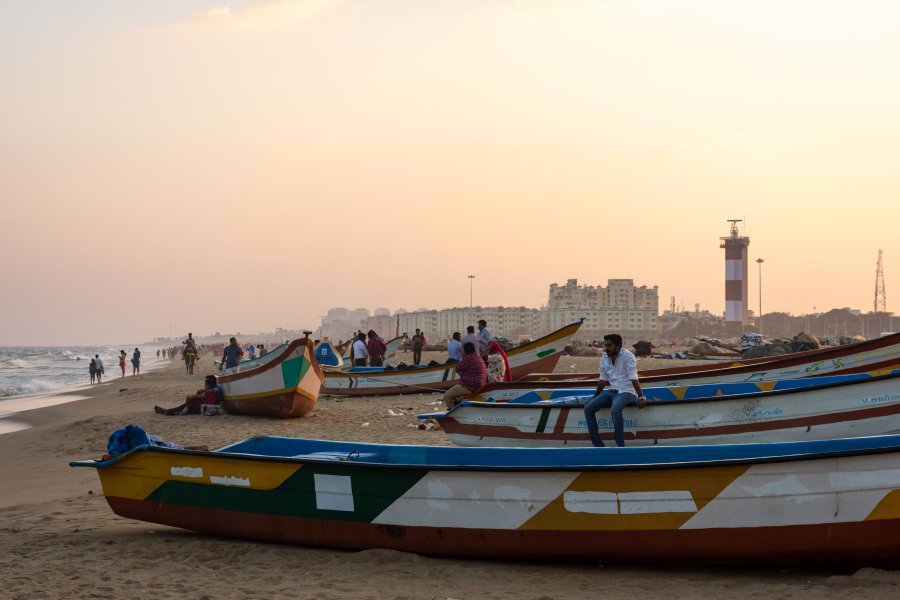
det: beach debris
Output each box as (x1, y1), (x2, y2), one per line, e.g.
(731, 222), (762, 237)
(361, 422), (370, 427)
(417, 419), (440, 431)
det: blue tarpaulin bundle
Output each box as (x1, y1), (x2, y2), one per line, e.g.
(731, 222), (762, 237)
(107, 424), (150, 455)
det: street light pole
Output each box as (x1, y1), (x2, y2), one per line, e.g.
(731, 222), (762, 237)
(468, 274), (475, 308)
(756, 258), (764, 337)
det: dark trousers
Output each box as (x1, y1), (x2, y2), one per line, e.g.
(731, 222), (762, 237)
(413, 348), (422, 365)
(353, 358), (367, 367)
(584, 389), (637, 447)
(369, 357), (383, 366)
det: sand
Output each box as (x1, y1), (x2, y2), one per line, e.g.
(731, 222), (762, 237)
(1, 351), (898, 599)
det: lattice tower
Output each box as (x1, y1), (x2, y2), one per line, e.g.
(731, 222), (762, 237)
(875, 249), (886, 312)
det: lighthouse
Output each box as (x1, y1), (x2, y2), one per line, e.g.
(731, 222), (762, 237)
(720, 220), (750, 333)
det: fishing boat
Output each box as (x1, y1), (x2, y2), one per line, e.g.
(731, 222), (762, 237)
(313, 339), (345, 368)
(476, 332), (900, 402)
(70, 434), (900, 565)
(420, 369), (900, 447)
(519, 331), (900, 383)
(218, 336), (324, 418)
(320, 320), (583, 396)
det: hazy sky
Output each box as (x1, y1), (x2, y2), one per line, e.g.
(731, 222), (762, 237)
(2, 0), (898, 346)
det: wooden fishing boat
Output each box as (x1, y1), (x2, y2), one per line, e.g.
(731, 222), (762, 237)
(421, 369), (900, 447)
(313, 339), (345, 368)
(476, 332), (900, 402)
(218, 337), (324, 418)
(70, 434), (900, 565)
(520, 332), (900, 383)
(320, 321), (583, 396)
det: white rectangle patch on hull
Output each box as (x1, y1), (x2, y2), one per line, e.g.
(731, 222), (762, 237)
(314, 474), (355, 512)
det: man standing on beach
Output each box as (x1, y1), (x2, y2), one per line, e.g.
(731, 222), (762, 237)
(411, 329), (425, 366)
(221, 337), (244, 374)
(583, 333), (646, 447)
(366, 330), (387, 366)
(477, 320), (492, 346)
(462, 326), (485, 355)
(352, 332), (369, 367)
(446, 332), (462, 363)
(93, 354), (104, 383)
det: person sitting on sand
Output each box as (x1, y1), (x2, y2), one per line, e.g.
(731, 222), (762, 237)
(155, 375), (222, 416)
(441, 341), (487, 408)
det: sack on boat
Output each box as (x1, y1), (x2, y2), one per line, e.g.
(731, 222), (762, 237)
(107, 424), (150, 456)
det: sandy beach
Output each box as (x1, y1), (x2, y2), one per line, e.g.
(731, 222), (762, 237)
(1, 351), (899, 600)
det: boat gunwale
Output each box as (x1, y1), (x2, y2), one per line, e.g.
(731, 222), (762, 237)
(69, 434), (900, 473)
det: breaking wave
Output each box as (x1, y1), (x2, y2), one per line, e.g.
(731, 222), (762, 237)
(0, 379), (63, 397)
(1, 359), (30, 369)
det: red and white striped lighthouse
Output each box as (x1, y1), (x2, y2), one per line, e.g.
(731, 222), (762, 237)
(720, 220), (750, 333)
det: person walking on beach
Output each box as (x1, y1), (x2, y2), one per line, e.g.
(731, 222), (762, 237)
(220, 337), (244, 375)
(118, 350), (127, 378)
(94, 354), (104, 383)
(411, 329), (425, 366)
(442, 342), (487, 408)
(583, 333), (646, 447)
(132, 348), (141, 376)
(89, 358), (97, 384)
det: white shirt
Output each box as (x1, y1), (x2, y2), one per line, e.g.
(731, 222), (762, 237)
(94, 356), (103, 369)
(599, 347), (639, 394)
(352, 340), (369, 359)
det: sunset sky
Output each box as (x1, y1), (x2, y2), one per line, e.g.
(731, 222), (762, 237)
(2, 0), (898, 346)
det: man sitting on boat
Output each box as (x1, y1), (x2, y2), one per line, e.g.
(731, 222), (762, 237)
(442, 342), (487, 408)
(584, 333), (647, 447)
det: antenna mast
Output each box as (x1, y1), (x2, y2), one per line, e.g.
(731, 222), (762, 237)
(875, 250), (886, 312)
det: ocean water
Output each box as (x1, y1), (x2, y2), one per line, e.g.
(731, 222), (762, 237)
(0, 345), (164, 400)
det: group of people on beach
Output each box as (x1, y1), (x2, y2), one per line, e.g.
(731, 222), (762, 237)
(350, 330), (388, 367)
(156, 326), (647, 448)
(441, 319), (509, 407)
(88, 348), (142, 383)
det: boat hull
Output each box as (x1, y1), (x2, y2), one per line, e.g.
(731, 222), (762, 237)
(105, 497), (900, 565)
(75, 436), (900, 566)
(219, 338), (323, 418)
(438, 371), (900, 447)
